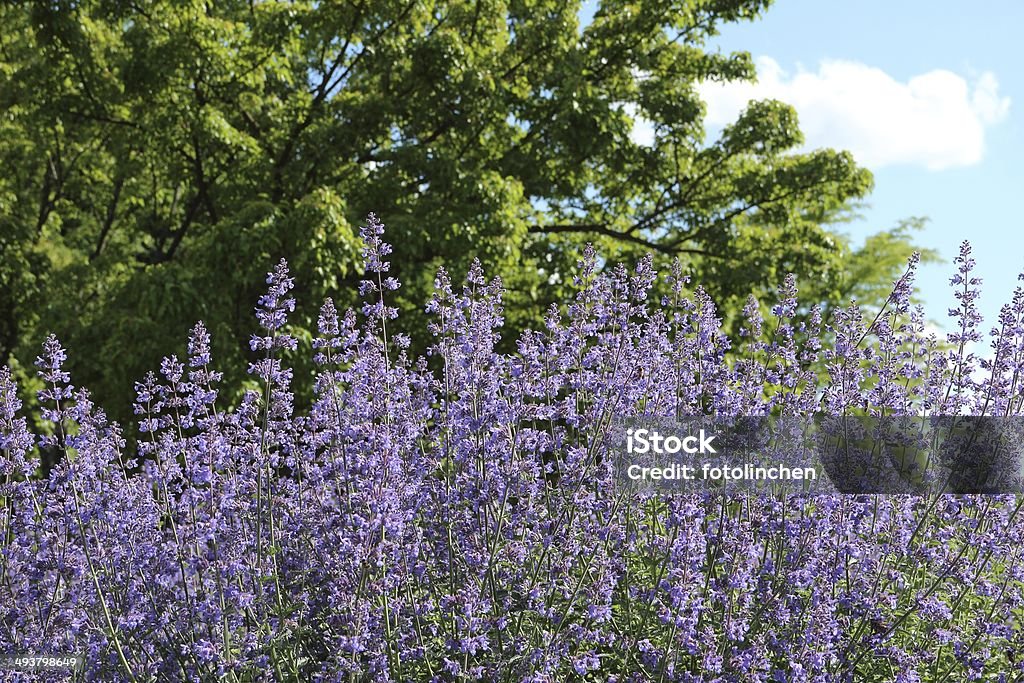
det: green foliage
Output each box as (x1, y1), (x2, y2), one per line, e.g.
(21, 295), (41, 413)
(0, 0), (922, 417)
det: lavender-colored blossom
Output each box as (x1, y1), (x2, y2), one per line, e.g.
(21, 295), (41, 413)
(256, 258), (297, 330)
(0, 217), (1022, 681)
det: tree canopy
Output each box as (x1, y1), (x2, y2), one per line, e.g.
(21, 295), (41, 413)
(0, 0), (925, 416)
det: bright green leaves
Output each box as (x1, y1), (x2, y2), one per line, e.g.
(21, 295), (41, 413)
(0, 0), (924, 421)
(720, 99), (803, 154)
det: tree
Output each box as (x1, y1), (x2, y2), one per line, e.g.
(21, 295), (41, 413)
(0, 0), (919, 417)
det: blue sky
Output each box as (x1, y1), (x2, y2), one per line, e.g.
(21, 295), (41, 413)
(701, 0), (1023, 334)
(584, 1), (1024, 333)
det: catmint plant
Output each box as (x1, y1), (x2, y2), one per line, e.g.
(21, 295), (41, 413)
(0, 215), (1022, 682)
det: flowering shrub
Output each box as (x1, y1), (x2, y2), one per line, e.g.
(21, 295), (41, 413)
(1, 214), (1023, 682)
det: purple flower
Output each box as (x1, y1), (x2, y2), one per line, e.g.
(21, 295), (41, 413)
(1, 223), (1022, 681)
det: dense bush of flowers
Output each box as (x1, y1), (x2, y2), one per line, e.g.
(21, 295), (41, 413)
(2, 214), (1023, 682)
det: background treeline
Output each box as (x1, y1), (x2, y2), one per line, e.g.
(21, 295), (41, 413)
(0, 0), (929, 418)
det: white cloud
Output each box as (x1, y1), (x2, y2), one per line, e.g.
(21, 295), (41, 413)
(626, 107), (657, 147)
(697, 57), (1010, 170)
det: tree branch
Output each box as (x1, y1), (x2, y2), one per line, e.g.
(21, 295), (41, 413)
(91, 173), (125, 261)
(527, 223), (705, 256)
